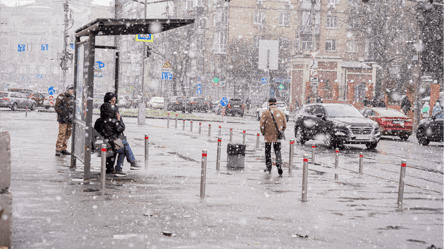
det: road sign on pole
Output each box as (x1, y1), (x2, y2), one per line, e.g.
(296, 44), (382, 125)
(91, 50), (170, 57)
(261, 77), (268, 84)
(162, 72), (173, 80)
(49, 95), (54, 106)
(48, 86), (55, 95)
(310, 69), (318, 77)
(220, 97), (228, 107)
(135, 34), (153, 42)
(310, 51), (318, 59)
(213, 77), (220, 86)
(197, 88), (202, 95)
(197, 84), (202, 89)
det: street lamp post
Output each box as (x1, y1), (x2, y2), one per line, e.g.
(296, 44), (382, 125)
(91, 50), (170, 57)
(138, 0), (147, 125)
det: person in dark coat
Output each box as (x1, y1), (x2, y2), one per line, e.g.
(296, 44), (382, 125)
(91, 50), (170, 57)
(401, 96), (411, 115)
(100, 92), (141, 175)
(378, 99), (386, 108)
(370, 98), (378, 107)
(306, 96), (311, 104)
(363, 97), (370, 107)
(54, 84), (75, 156)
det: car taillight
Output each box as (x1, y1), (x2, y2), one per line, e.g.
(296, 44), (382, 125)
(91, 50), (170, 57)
(44, 97), (47, 100)
(242, 104), (244, 109)
(228, 104), (231, 108)
(2, 98), (10, 101)
(205, 102), (208, 105)
(176, 102), (179, 104)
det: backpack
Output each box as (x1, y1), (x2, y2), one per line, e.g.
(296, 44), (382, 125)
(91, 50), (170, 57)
(93, 118), (105, 137)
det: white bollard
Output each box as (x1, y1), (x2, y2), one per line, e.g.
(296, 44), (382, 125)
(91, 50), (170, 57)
(200, 149), (207, 199)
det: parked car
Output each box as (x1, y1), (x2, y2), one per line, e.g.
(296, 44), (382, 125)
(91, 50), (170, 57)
(189, 97), (208, 112)
(93, 92), (105, 109)
(256, 101), (290, 122)
(0, 91), (37, 111)
(148, 97), (164, 109)
(8, 88), (33, 95)
(170, 96), (192, 113)
(117, 96), (132, 108)
(416, 111), (444, 146)
(225, 98), (244, 117)
(360, 107), (412, 141)
(28, 92), (45, 107)
(294, 103), (381, 149)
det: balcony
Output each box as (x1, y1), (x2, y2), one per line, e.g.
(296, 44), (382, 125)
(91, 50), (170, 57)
(299, 25), (319, 35)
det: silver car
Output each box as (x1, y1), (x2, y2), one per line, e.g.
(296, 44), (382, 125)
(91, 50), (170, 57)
(0, 92), (37, 111)
(256, 101), (290, 122)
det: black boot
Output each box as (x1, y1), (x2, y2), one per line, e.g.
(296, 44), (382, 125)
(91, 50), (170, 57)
(130, 161), (142, 170)
(55, 151), (61, 156)
(61, 150), (71, 155)
(277, 167), (283, 177)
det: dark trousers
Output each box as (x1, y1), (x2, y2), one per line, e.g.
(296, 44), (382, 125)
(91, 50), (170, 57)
(265, 142), (282, 169)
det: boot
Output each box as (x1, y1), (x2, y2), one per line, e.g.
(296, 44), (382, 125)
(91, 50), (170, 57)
(55, 151), (61, 156)
(114, 169), (127, 176)
(278, 168), (283, 177)
(130, 161), (142, 170)
(61, 150), (71, 155)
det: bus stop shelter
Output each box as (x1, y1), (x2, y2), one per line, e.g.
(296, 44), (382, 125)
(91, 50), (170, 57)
(70, 18), (194, 181)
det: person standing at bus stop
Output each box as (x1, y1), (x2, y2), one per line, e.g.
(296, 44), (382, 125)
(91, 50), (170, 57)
(55, 85), (74, 156)
(260, 97), (287, 177)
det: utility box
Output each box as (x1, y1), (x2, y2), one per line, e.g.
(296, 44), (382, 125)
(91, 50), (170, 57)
(227, 143), (246, 168)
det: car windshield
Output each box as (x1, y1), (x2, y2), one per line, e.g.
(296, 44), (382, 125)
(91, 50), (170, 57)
(153, 97), (163, 101)
(374, 108), (406, 117)
(0, 93), (8, 97)
(324, 105), (363, 118)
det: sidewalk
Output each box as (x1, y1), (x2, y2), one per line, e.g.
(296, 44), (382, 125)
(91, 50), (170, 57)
(1, 111), (442, 249)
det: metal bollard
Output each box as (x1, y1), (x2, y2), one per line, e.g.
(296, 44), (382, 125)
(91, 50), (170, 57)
(183, 119), (185, 130)
(167, 113), (170, 128)
(311, 145), (316, 164)
(199, 122), (202, 134)
(218, 126), (221, 136)
(256, 133), (260, 149)
(397, 159), (407, 208)
(25, 107), (28, 117)
(289, 140), (295, 174)
(200, 149), (208, 199)
(242, 130), (246, 145)
(175, 114), (178, 128)
(208, 124), (211, 136)
(334, 148), (339, 180)
(190, 120), (193, 132)
(302, 154), (309, 202)
(358, 152), (363, 174)
(100, 144), (106, 193)
(145, 135), (149, 170)
(216, 137), (221, 171)
(230, 128), (233, 143)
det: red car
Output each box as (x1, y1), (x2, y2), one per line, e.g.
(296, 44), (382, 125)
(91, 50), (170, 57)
(360, 107), (412, 141)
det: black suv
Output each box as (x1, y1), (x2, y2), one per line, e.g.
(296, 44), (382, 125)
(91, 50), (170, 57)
(416, 111), (443, 146)
(225, 98), (244, 117)
(294, 103), (381, 149)
(189, 97), (208, 112)
(170, 96), (193, 113)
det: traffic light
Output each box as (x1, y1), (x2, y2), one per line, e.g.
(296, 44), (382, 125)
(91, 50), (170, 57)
(146, 46), (152, 58)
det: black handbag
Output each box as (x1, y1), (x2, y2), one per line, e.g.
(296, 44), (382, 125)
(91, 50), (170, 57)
(269, 108), (285, 140)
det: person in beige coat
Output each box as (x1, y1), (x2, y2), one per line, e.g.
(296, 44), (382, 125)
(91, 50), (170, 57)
(260, 98), (287, 176)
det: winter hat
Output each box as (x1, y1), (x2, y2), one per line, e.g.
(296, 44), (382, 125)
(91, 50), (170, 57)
(268, 97), (277, 103)
(104, 92), (116, 103)
(66, 84), (74, 92)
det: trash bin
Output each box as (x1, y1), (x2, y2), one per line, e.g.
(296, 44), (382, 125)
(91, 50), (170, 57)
(227, 143), (246, 168)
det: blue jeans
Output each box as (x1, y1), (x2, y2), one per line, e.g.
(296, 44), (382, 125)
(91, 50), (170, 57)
(115, 140), (135, 170)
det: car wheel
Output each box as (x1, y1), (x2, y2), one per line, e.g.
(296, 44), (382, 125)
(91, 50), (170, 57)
(11, 103), (17, 111)
(240, 113), (244, 117)
(45, 106), (49, 110)
(295, 126), (306, 145)
(323, 133), (336, 149)
(399, 135), (409, 141)
(30, 103), (35, 111)
(366, 142), (378, 149)
(417, 129), (430, 146)
(256, 112), (260, 121)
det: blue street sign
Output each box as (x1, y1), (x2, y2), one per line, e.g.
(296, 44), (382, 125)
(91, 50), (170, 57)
(162, 72), (173, 80)
(70, 44), (74, 49)
(36, 74), (43, 79)
(198, 77), (201, 81)
(197, 88), (202, 95)
(261, 77), (267, 84)
(18, 44), (25, 52)
(220, 97), (228, 107)
(48, 86), (55, 95)
(41, 44), (48, 51)
(95, 61), (105, 69)
(197, 84), (202, 88)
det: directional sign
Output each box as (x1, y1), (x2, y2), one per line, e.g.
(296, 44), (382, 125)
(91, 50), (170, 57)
(310, 51), (318, 59)
(278, 84), (285, 90)
(41, 44), (49, 51)
(198, 77), (201, 81)
(162, 60), (171, 69)
(18, 44), (25, 52)
(161, 72), (173, 80)
(197, 84), (202, 89)
(310, 69), (318, 77)
(49, 95), (54, 106)
(220, 97), (228, 107)
(261, 77), (267, 84)
(48, 86), (55, 95)
(197, 88), (202, 95)
(213, 77), (220, 86)
(135, 34), (153, 42)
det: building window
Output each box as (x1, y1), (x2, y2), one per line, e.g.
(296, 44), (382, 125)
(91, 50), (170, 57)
(279, 13), (290, 27)
(302, 36), (312, 50)
(254, 36), (263, 47)
(326, 16), (337, 29)
(348, 18), (359, 29)
(328, 0), (338, 4)
(348, 40), (358, 53)
(213, 32), (226, 54)
(196, 0), (204, 7)
(365, 39), (374, 60)
(254, 12), (265, 25)
(221, 11), (228, 23)
(186, 0), (194, 10)
(325, 39), (336, 51)
(279, 37), (290, 52)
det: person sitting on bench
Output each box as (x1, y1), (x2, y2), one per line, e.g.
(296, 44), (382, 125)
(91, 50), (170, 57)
(100, 92), (141, 176)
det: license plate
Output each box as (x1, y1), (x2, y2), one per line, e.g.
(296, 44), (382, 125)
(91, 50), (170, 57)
(355, 135), (370, 140)
(233, 105), (239, 108)
(393, 120), (404, 125)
